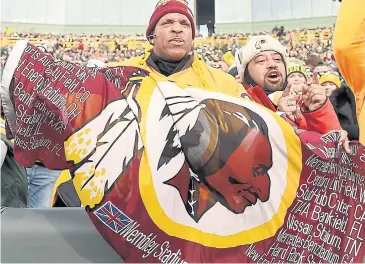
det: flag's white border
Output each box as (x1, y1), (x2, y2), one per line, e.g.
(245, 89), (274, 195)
(0, 40), (29, 135)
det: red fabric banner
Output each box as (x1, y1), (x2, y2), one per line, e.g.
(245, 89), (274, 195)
(1, 41), (365, 263)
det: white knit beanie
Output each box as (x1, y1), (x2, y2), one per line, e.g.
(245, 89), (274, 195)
(235, 35), (287, 78)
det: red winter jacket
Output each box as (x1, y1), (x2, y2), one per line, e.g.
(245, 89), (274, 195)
(245, 86), (342, 134)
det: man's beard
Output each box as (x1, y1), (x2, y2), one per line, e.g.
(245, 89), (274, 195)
(263, 79), (285, 93)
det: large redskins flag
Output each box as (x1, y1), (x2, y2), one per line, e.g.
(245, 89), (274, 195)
(1, 41), (365, 263)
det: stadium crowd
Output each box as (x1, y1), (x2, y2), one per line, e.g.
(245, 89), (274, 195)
(0, 0), (363, 211)
(1, 26), (335, 69)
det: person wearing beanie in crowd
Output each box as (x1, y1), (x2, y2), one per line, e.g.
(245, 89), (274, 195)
(319, 73), (359, 141)
(334, 0), (364, 144)
(121, 0), (244, 98)
(219, 51), (235, 73)
(319, 72), (341, 96)
(219, 50), (242, 83)
(235, 35), (343, 135)
(287, 63), (308, 89)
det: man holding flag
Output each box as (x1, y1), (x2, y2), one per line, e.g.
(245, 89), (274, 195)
(121, 0), (245, 98)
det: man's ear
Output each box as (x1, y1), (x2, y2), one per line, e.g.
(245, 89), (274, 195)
(147, 31), (155, 45)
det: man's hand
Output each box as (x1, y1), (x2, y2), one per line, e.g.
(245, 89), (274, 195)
(278, 83), (301, 120)
(301, 72), (327, 112)
(321, 130), (351, 154)
(278, 94), (298, 115)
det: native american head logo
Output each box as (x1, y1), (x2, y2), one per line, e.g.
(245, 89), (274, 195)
(158, 98), (273, 222)
(255, 39), (267, 50)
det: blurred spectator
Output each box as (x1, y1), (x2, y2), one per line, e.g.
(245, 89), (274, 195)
(287, 63), (308, 94)
(318, 72), (359, 141)
(319, 72), (341, 96)
(306, 54), (320, 70)
(219, 51), (235, 73)
(314, 65), (331, 78)
(1, 117), (28, 208)
(277, 26), (285, 38)
(328, 83), (359, 141)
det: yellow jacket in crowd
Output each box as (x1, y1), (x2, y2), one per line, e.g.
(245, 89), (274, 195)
(334, 0), (365, 145)
(120, 53), (246, 99)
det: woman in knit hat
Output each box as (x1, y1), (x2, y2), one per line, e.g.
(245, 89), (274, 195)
(319, 72), (359, 140)
(319, 72), (341, 96)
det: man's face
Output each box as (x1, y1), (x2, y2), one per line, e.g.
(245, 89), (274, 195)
(153, 13), (193, 61)
(247, 51), (286, 92)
